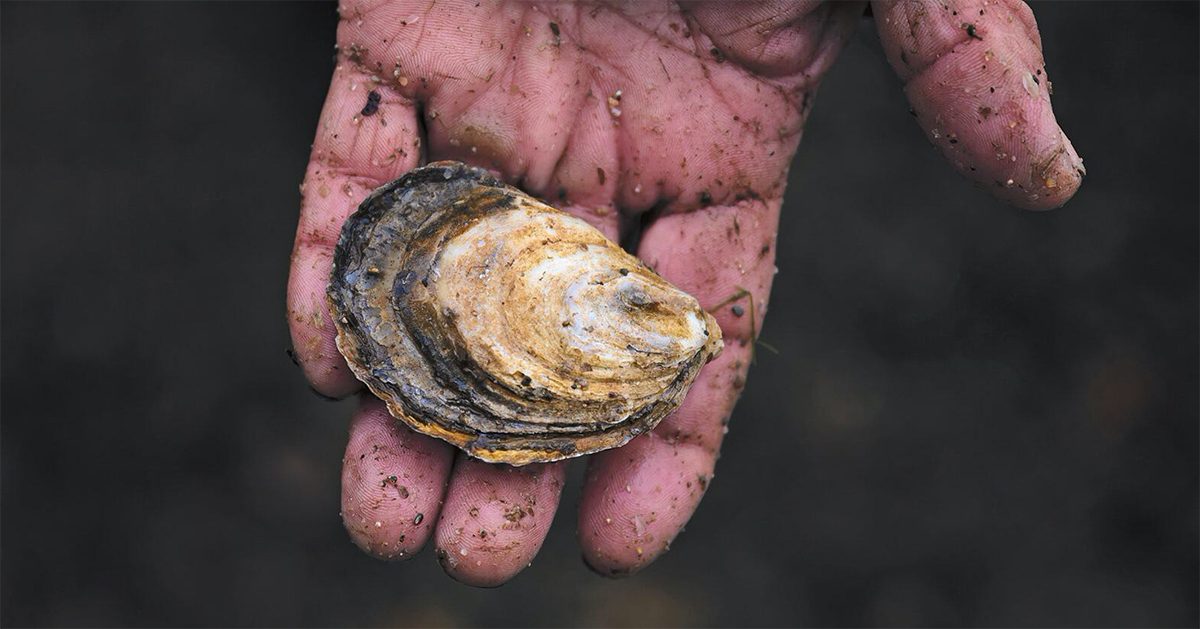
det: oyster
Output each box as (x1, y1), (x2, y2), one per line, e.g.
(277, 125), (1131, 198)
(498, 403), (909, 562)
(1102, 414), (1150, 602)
(328, 161), (722, 465)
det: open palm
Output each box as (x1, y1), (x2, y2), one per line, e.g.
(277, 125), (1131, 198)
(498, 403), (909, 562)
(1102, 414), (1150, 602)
(287, 0), (1082, 586)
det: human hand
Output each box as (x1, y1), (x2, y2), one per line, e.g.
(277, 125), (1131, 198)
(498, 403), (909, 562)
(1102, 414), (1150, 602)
(287, 0), (1083, 586)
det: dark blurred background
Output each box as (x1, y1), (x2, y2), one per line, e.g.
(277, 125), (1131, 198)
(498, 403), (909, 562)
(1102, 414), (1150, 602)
(2, 2), (1196, 627)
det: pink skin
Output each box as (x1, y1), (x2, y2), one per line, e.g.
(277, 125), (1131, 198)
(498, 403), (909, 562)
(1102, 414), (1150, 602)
(287, 0), (1082, 585)
(341, 396), (455, 559)
(434, 458), (566, 587)
(874, 0), (1085, 208)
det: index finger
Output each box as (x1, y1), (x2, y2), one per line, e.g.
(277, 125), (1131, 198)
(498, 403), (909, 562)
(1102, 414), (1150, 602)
(287, 58), (423, 397)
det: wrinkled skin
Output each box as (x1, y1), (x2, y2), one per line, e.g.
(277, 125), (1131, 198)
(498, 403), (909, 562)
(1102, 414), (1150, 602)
(287, 0), (1083, 587)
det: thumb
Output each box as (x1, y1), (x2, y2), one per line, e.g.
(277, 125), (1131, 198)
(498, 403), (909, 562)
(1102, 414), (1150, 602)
(873, 0), (1085, 210)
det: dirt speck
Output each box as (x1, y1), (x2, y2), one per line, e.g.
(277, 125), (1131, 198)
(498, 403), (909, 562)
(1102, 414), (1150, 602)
(607, 90), (623, 119)
(345, 43), (368, 65)
(503, 505), (528, 522)
(361, 90), (381, 117)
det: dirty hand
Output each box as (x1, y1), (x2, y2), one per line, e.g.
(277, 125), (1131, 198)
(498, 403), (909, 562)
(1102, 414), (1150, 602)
(287, 0), (1083, 586)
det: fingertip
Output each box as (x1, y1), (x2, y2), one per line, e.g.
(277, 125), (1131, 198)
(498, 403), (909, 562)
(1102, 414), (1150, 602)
(1004, 132), (1085, 211)
(341, 396), (454, 560)
(434, 458), (566, 587)
(581, 551), (635, 580)
(578, 434), (716, 577)
(306, 362), (361, 401)
(433, 545), (520, 588)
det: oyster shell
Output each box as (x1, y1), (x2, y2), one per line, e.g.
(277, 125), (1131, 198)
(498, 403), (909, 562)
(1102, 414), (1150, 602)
(328, 161), (723, 465)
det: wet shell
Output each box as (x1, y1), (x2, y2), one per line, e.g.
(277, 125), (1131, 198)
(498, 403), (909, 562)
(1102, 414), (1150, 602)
(328, 161), (723, 465)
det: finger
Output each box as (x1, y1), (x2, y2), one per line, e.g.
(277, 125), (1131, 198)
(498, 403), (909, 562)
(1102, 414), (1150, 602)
(434, 458), (566, 587)
(341, 395), (454, 560)
(873, 0), (1085, 209)
(578, 343), (751, 576)
(579, 197), (780, 576)
(287, 50), (423, 397)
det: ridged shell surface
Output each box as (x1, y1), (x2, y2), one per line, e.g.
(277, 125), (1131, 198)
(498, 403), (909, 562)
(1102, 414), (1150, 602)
(328, 161), (723, 465)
